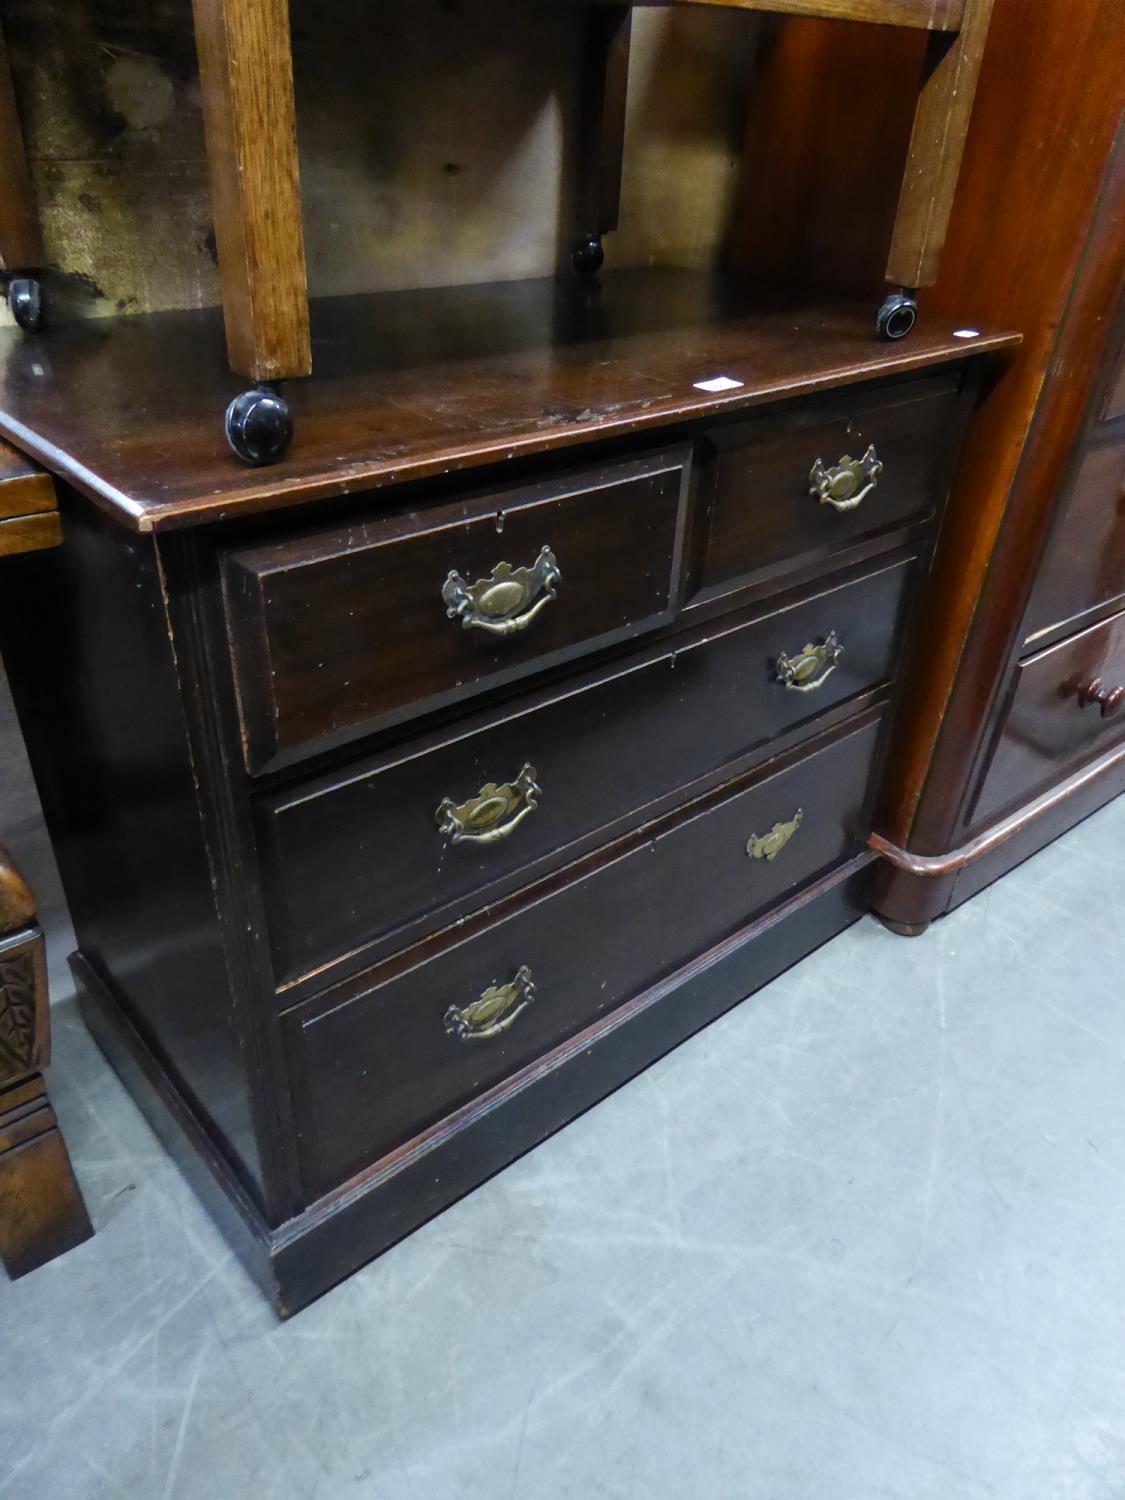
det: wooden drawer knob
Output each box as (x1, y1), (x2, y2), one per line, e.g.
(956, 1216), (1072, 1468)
(1077, 677), (1125, 719)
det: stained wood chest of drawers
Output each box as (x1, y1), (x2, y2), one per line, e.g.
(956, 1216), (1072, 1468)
(0, 272), (1015, 1313)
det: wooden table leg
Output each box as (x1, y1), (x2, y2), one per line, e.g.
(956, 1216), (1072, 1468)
(0, 923), (92, 1279)
(881, 0), (995, 337)
(191, 0), (312, 465)
(0, 1074), (92, 1280)
(573, 4), (633, 277)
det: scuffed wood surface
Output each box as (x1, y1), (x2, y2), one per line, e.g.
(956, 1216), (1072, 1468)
(0, 268), (1018, 532)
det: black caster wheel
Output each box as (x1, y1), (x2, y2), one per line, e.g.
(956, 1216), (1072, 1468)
(876, 290), (918, 341)
(572, 232), (605, 278)
(9, 277), (42, 333)
(225, 386), (293, 466)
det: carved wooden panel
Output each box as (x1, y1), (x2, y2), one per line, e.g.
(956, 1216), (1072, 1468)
(0, 929), (46, 1080)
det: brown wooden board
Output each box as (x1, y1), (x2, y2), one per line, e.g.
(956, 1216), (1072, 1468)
(583, 0), (962, 27)
(0, 271), (1018, 533)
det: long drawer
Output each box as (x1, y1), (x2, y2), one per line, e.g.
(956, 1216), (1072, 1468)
(222, 449), (690, 774)
(259, 554), (915, 985)
(696, 372), (960, 598)
(284, 710), (883, 1197)
(973, 606), (1125, 826)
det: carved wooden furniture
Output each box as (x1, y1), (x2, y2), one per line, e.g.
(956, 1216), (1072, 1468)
(863, 0), (1125, 929)
(0, 267), (1015, 1312)
(0, 446), (92, 1278)
(0, 844), (92, 1279)
(0, 1), (994, 464)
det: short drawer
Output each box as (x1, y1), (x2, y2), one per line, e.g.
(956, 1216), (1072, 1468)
(223, 450), (690, 773)
(1023, 438), (1125, 643)
(973, 608), (1125, 827)
(259, 554), (915, 984)
(697, 373), (961, 597)
(285, 710), (883, 1196)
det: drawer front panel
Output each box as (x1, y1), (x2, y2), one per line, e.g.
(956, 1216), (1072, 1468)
(698, 374), (960, 597)
(260, 556), (915, 984)
(223, 450), (689, 773)
(974, 608), (1125, 827)
(286, 712), (883, 1196)
(1023, 439), (1125, 642)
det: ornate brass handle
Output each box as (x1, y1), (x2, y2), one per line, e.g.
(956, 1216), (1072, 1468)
(775, 631), (844, 693)
(747, 809), (804, 862)
(1077, 677), (1125, 719)
(809, 445), (883, 512)
(444, 965), (535, 1042)
(435, 764), (541, 846)
(442, 546), (561, 637)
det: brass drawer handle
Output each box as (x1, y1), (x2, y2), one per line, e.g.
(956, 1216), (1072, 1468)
(435, 764), (541, 846)
(775, 631), (843, 693)
(1077, 677), (1125, 719)
(809, 445), (883, 512)
(442, 546), (561, 637)
(444, 965), (536, 1042)
(747, 809), (804, 861)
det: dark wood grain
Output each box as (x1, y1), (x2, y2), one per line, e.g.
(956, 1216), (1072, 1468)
(287, 710), (882, 1197)
(0, 271), (1018, 533)
(0, 19), (42, 275)
(1023, 438), (1125, 646)
(260, 555), (915, 986)
(697, 371), (958, 596)
(970, 607), (1125, 827)
(190, 0), (311, 382)
(731, 17), (923, 303)
(223, 449), (689, 773)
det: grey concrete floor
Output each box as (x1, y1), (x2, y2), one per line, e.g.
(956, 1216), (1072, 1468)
(4, 794), (1125, 1500)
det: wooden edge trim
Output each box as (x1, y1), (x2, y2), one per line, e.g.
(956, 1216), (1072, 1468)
(578, 0), (964, 31)
(871, 738), (1125, 875)
(0, 469), (57, 520)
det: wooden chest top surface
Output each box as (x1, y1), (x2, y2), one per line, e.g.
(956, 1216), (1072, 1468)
(0, 269), (1018, 533)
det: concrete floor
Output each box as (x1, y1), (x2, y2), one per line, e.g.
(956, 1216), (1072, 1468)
(3, 794), (1125, 1500)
